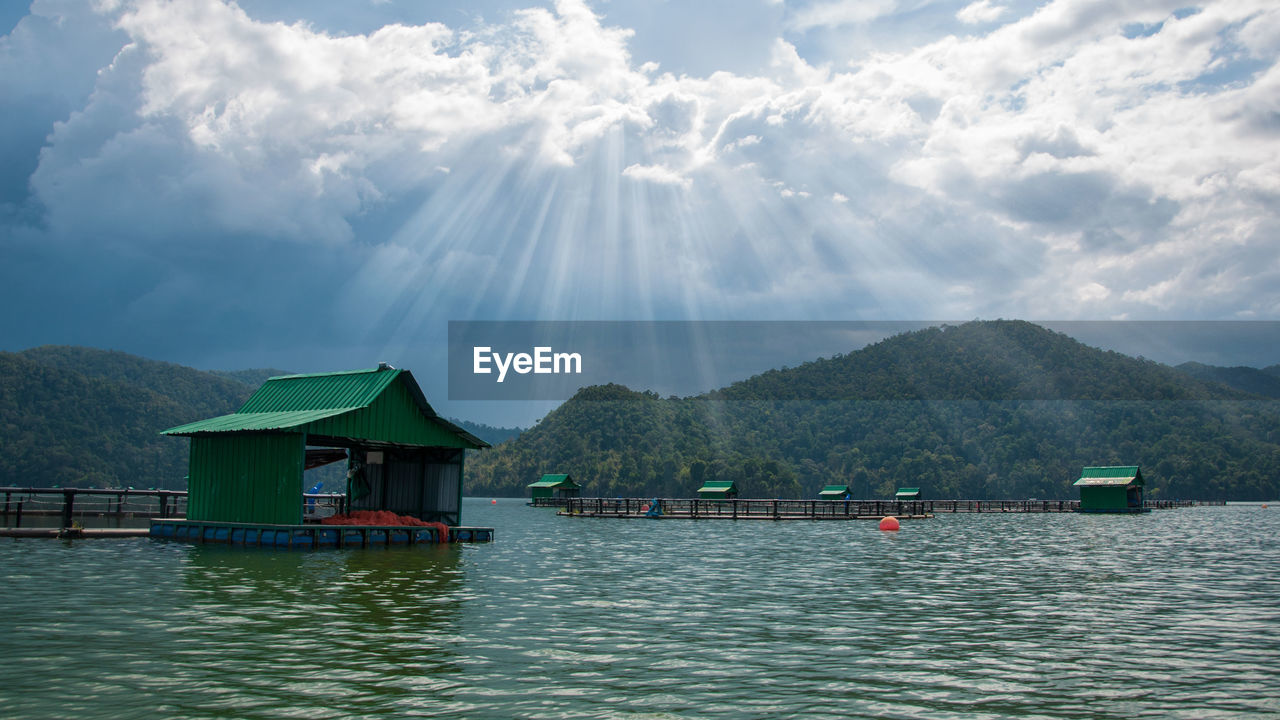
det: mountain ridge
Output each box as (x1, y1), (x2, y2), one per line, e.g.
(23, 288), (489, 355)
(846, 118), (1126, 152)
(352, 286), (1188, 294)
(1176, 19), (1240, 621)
(466, 321), (1279, 501)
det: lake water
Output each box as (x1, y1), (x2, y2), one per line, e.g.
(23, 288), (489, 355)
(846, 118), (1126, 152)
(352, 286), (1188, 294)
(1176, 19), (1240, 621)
(1, 500), (1277, 719)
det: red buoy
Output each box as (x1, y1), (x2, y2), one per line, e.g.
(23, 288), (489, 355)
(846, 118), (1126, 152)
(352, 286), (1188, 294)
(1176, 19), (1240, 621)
(491, 499), (498, 504)
(879, 516), (900, 531)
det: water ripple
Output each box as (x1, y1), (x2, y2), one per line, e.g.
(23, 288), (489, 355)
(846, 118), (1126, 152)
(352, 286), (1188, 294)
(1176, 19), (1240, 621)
(1, 502), (1279, 718)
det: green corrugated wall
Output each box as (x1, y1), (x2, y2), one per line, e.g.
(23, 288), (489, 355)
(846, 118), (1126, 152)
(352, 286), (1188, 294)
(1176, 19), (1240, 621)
(303, 380), (469, 447)
(1079, 485), (1128, 512)
(188, 433), (305, 524)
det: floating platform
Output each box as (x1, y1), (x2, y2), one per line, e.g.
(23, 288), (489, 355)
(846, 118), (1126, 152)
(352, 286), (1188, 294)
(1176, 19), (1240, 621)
(560, 510), (934, 521)
(0, 527), (152, 539)
(150, 519), (493, 547)
(554, 497), (1204, 520)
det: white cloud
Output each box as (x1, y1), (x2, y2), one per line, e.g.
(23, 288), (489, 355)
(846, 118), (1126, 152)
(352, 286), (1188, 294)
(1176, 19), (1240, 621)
(957, 0), (1006, 25)
(5, 0), (1280, 354)
(786, 0), (899, 32)
(622, 163), (691, 189)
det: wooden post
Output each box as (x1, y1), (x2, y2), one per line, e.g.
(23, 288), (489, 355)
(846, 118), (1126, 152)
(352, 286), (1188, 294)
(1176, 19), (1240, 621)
(61, 490), (75, 529)
(15, 501), (22, 528)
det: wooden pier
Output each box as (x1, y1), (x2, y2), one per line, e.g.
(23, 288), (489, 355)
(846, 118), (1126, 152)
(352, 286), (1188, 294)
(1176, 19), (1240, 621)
(557, 497), (1207, 520)
(2, 486), (188, 528)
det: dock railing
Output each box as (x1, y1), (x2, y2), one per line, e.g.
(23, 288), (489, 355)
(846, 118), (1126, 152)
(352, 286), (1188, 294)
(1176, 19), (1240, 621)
(1, 487), (347, 529)
(560, 497), (1210, 519)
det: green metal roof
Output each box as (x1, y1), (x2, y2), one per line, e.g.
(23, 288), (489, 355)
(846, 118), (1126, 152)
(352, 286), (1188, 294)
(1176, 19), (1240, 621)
(895, 487), (921, 498)
(238, 368), (399, 413)
(697, 481), (738, 493)
(1074, 466), (1143, 487)
(529, 473), (579, 489)
(161, 367), (487, 448)
(819, 484), (852, 497)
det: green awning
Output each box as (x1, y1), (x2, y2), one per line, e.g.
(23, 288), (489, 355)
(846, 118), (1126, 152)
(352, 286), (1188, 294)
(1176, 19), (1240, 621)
(895, 487), (921, 499)
(161, 409), (351, 435)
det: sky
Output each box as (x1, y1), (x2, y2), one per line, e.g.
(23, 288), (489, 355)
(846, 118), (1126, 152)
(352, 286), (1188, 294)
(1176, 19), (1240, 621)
(2, 0), (1278, 425)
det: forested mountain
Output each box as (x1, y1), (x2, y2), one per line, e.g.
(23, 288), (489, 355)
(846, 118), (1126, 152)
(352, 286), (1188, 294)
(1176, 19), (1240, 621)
(1176, 362), (1280, 398)
(6, 325), (1278, 500)
(467, 321), (1280, 501)
(0, 347), (257, 488)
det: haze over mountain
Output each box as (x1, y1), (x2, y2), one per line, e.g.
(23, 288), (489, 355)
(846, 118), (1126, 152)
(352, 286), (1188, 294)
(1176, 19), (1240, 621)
(467, 321), (1280, 501)
(1175, 362), (1280, 399)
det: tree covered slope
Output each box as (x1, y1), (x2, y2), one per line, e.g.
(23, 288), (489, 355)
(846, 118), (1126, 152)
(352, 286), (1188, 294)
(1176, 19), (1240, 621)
(0, 347), (258, 488)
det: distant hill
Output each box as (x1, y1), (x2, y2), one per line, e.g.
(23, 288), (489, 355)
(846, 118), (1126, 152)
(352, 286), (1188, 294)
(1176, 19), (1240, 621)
(467, 321), (1280, 501)
(1175, 362), (1280, 399)
(0, 346), (256, 489)
(450, 419), (525, 446)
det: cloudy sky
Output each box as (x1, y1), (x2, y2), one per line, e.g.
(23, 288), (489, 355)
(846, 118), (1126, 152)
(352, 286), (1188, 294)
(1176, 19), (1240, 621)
(2, 0), (1278, 423)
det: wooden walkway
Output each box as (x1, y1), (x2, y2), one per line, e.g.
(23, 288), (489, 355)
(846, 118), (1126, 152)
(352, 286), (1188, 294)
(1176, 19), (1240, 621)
(557, 497), (1206, 520)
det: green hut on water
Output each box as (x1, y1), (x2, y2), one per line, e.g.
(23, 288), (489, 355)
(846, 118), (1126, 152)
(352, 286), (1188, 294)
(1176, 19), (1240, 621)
(819, 484), (853, 500)
(697, 480), (739, 500)
(528, 474), (581, 502)
(161, 366), (488, 527)
(1074, 466), (1148, 513)
(895, 488), (922, 501)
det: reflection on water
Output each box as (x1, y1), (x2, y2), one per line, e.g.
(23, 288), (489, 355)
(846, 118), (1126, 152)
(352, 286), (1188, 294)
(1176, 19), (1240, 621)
(1, 500), (1278, 719)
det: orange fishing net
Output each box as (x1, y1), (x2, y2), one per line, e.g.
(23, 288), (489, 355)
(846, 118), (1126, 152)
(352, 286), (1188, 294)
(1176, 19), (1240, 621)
(321, 510), (429, 526)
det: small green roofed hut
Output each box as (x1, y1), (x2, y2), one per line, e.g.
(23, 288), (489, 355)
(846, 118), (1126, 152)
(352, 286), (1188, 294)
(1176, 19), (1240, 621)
(895, 487), (922, 500)
(162, 366), (488, 526)
(819, 484), (853, 500)
(528, 473), (581, 501)
(1074, 466), (1147, 513)
(697, 480), (739, 500)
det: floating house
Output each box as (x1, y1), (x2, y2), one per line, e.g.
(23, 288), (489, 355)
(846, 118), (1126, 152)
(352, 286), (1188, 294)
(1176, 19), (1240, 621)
(697, 480), (739, 500)
(895, 488), (922, 501)
(528, 474), (581, 502)
(819, 484), (853, 500)
(154, 366), (492, 546)
(1074, 466), (1148, 513)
